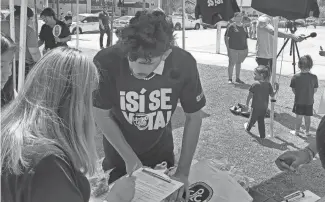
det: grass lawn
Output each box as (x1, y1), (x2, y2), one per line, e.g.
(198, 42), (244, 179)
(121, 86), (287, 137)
(94, 63), (325, 201)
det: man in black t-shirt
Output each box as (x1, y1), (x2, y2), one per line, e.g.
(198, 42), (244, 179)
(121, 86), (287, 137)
(38, 8), (71, 54)
(93, 10), (206, 202)
(98, 6), (111, 49)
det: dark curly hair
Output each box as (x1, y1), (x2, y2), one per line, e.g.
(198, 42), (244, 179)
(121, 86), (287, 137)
(118, 10), (175, 62)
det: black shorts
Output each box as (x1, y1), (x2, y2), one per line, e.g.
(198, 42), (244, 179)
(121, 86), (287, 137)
(292, 104), (313, 116)
(256, 57), (272, 73)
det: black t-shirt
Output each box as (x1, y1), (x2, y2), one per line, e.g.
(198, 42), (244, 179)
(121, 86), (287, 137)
(99, 11), (110, 28)
(39, 20), (71, 50)
(249, 81), (274, 109)
(1, 145), (90, 202)
(195, 0), (240, 24)
(93, 46), (206, 156)
(225, 23), (248, 50)
(290, 72), (318, 105)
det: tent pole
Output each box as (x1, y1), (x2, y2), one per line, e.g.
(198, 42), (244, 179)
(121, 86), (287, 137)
(182, 0), (185, 49)
(57, 0), (60, 19)
(111, 0), (115, 46)
(143, 0), (146, 10)
(34, 0), (39, 36)
(270, 16), (279, 138)
(76, 0), (80, 49)
(18, 0), (28, 91)
(9, 0), (16, 93)
(216, 22), (221, 54)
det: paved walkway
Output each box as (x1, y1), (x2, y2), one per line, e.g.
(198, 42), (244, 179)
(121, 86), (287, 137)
(71, 27), (325, 80)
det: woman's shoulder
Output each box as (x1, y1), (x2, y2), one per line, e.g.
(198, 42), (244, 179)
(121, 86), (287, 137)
(24, 144), (68, 169)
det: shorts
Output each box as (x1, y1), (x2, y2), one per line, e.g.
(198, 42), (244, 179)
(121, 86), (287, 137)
(292, 104), (313, 116)
(256, 57), (273, 73)
(228, 49), (248, 64)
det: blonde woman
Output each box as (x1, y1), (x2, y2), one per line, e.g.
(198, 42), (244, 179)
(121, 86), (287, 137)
(1, 47), (135, 202)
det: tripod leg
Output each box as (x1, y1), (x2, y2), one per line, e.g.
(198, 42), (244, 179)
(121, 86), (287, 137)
(294, 42), (301, 59)
(277, 38), (290, 58)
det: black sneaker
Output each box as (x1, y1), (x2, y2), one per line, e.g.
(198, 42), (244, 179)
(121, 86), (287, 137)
(228, 79), (233, 84)
(236, 78), (245, 84)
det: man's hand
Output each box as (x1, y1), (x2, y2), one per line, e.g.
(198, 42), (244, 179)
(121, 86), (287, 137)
(110, 176), (136, 202)
(125, 158), (143, 175)
(319, 50), (325, 57)
(290, 34), (304, 42)
(168, 173), (189, 202)
(54, 37), (61, 43)
(275, 150), (310, 172)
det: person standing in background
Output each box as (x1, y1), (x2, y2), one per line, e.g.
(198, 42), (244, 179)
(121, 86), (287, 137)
(38, 8), (71, 54)
(225, 12), (248, 84)
(256, 14), (303, 75)
(1, 6), (41, 105)
(98, 6), (111, 49)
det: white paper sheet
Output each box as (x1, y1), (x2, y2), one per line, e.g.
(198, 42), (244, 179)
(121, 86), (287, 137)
(131, 168), (184, 202)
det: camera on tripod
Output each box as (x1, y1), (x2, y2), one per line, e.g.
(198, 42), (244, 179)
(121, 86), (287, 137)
(284, 21), (302, 33)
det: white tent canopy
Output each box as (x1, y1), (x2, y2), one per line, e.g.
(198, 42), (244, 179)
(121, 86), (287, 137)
(1, 0), (35, 7)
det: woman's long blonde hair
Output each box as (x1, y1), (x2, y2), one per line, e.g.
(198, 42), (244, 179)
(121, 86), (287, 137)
(1, 47), (99, 175)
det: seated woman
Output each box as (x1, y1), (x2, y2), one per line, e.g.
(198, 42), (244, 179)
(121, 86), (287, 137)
(1, 33), (16, 106)
(1, 47), (135, 202)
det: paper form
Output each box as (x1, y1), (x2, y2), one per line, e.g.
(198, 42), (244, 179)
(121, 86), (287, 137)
(131, 168), (184, 202)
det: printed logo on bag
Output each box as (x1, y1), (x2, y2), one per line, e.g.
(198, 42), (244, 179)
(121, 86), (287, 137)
(188, 182), (213, 202)
(207, 0), (224, 7)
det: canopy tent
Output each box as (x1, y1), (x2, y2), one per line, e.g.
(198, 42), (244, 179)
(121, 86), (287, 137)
(3, 0), (80, 91)
(1, 0), (35, 7)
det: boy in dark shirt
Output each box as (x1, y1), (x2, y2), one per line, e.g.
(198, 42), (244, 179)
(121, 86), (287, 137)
(244, 65), (279, 143)
(38, 8), (71, 54)
(290, 55), (318, 136)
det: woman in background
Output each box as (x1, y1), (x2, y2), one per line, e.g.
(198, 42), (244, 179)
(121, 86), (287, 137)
(225, 12), (248, 84)
(1, 33), (16, 106)
(1, 47), (135, 202)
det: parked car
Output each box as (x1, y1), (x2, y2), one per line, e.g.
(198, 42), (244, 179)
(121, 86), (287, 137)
(70, 13), (99, 34)
(1, 10), (10, 21)
(170, 14), (201, 30)
(113, 16), (133, 29)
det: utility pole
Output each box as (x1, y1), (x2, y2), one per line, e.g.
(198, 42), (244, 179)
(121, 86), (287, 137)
(143, 0), (146, 10)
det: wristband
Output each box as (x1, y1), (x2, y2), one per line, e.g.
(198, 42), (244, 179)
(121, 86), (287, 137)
(305, 146), (316, 158)
(303, 147), (315, 163)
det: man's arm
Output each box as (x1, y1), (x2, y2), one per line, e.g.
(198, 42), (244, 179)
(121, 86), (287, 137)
(175, 110), (203, 176)
(27, 27), (41, 62)
(38, 40), (44, 47)
(93, 107), (142, 172)
(58, 35), (72, 43)
(292, 88), (296, 95)
(263, 23), (302, 40)
(92, 56), (142, 174)
(29, 47), (41, 62)
(98, 14), (104, 29)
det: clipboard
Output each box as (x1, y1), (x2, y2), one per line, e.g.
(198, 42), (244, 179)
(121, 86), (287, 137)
(130, 168), (184, 202)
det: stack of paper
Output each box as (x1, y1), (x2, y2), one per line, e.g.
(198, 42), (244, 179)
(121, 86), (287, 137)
(130, 168), (183, 202)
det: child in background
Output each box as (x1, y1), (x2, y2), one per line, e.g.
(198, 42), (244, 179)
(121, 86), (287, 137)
(244, 65), (279, 143)
(290, 55), (318, 136)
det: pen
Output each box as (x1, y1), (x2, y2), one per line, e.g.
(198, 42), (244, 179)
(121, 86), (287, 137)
(142, 168), (172, 183)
